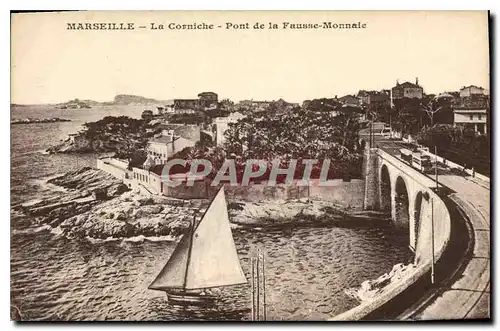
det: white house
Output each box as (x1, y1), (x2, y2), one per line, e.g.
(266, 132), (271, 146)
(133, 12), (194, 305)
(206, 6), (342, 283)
(459, 85), (489, 98)
(144, 130), (196, 166)
(453, 109), (488, 134)
(213, 112), (246, 145)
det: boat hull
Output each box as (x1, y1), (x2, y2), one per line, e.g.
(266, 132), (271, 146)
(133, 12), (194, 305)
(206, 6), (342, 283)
(166, 291), (217, 306)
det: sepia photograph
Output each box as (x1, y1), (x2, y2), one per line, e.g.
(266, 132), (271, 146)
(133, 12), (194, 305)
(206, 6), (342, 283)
(10, 10), (490, 321)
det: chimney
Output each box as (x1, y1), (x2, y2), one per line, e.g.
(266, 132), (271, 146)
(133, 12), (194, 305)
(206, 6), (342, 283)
(416, 77), (419, 86)
(396, 79), (399, 86)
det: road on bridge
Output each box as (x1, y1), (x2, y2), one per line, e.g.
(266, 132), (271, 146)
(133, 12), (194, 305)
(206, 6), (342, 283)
(359, 125), (490, 319)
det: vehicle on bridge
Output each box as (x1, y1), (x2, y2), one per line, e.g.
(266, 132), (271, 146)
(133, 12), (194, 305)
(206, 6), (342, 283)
(400, 148), (433, 173)
(412, 152), (432, 173)
(380, 127), (392, 138)
(400, 148), (413, 163)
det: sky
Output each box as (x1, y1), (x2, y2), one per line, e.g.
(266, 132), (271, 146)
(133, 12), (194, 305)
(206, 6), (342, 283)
(11, 11), (490, 105)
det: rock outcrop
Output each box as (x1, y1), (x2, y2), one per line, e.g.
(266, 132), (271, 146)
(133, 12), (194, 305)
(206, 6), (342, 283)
(345, 263), (418, 303)
(14, 167), (390, 242)
(16, 167), (129, 229)
(11, 117), (71, 125)
(229, 200), (390, 229)
(56, 191), (202, 239)
(46, 116), (159, 154)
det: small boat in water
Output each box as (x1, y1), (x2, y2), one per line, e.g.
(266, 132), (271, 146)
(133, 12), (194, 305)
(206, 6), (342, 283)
(149, 186), (247, 306)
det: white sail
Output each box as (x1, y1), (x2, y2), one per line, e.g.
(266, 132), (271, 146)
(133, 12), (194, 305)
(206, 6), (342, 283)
(148, 229), (192, 290)
(184, 187), (247, 289)
(149, 186), (247, 291)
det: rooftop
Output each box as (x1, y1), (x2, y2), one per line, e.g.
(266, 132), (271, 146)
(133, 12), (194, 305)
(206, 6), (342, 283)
(461, 85), (484, 90)
(149, 135), (173, 144)
(395, 81), (421, 89)
(453, 109), (487, 113)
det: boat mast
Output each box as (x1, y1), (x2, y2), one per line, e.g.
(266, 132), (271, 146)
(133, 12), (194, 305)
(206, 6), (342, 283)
(251, 257), (256, 321)
(181, 214), (196, 291)
(251, 249), (267, 321)
(262, 251), (267, 321)
(256, 255), (260, 319)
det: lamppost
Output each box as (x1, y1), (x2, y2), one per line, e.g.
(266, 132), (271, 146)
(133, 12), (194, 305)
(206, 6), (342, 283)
(422, 191), (435, 284)
(435, 146), (439, 191)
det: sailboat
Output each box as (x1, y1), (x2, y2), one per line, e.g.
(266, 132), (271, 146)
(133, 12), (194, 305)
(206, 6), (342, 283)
(149, 186), (247, 305)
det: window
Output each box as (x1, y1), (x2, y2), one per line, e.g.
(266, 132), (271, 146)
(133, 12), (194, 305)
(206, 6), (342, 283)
(470, 115), (474, 120)
(478, 115), (482, 120)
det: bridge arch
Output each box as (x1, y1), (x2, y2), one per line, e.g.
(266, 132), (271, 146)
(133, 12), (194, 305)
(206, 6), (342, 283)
(380, 164), (391, 212)
(413, 191), (424, 250)
(394, 176), (410, 232)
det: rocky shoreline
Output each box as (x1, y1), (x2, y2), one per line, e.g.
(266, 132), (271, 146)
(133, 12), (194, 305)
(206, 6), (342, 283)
(11, 117), (71, 125)
(345, 263), (418, 303)
(45, 115), (157, 155)
(13, 167), (392, 242)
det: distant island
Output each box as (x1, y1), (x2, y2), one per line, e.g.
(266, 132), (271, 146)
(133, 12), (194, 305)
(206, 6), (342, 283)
(12, 94), (173, 108)
(56, 98), (93, 109)
(57, 94), (172, 108)
(103, 94), (171, 106)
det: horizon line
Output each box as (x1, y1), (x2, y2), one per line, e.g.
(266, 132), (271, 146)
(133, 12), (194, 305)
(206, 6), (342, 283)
(10, 83), (489, 106)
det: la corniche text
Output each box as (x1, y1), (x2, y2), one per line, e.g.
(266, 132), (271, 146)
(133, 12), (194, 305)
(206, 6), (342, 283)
(66, 21), (367, 31)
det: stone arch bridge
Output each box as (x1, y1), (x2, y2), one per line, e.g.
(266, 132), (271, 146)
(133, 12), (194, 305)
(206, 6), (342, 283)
(363, 147), (450, 259)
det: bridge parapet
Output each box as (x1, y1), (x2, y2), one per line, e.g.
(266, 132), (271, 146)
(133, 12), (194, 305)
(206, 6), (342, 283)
(331, 147), (452, 321)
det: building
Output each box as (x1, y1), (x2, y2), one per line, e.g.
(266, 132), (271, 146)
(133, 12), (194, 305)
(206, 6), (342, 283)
(141, 110), (154, 120)
(451, 83), (490, 135)
(214, 112), (246, 145)
(143, 130), (196, 166)
(436, 92), (458, 103)
(198, 92), (218, 108)
(357, 90), (391, 109)
(453, 108), (487, 134)
(163, 101), (175, 114)
(453, 89), (490, 135)
(337, 95), (360, 107)
(157, 123), (201, 142)
(173, 92), (220, 114)
(357, 91), (371, 105)
(173, 99), (198, 114)
(238, 99), (272, 112)
(390, 78), (424, 106)
(459, 85), (489, 98)
(370, 90), (391, 108)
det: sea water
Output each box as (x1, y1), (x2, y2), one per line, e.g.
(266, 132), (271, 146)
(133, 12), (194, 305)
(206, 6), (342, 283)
(10, 105), (412, 321)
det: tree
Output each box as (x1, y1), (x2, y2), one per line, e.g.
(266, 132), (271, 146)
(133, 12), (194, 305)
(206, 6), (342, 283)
(416, 124), (490, 175)
(421, 102), (445, 127)
(391, 98), (425, 134)
(221, 107), (363, 179)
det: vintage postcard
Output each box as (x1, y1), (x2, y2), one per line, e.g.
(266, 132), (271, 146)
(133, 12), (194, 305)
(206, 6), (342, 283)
(10, 11), (490, 321)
